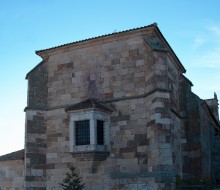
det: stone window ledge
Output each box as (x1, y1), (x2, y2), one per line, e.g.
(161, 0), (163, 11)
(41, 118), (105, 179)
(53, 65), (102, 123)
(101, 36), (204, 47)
(72, 144), (108, 152)
(71, 151), (110, 161)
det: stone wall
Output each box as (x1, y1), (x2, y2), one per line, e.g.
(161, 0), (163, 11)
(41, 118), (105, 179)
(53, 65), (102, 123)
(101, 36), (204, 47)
(178, 75), (220, 183)
(210, 124), (220, 183)
(24, 110), (47, 189)
(46, 32), (155, 108)
(24, 25), (220, 189)
(25, 60), (48, 189)
(26, 60), (48, 110)
(179, 75), (201, 179)
(206, 93), (219, 120)
(0, 160), (24, 189)
(39, 29), (182, 190)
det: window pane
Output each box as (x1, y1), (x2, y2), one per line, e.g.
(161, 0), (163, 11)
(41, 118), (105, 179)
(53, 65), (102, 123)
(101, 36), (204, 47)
(97, 120), (104, 145)
(75, 120), (90, 145)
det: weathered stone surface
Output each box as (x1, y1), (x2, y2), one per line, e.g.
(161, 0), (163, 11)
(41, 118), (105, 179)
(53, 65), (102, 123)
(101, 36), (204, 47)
(24, 111), (47, 189)
(26, 60), (48, 110)
(0, 160), (24, 189)
(1, 24), (215, 190)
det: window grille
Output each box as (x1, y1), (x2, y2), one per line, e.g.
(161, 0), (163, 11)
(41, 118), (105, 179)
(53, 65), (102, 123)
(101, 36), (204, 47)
(75, 120), (90, 145)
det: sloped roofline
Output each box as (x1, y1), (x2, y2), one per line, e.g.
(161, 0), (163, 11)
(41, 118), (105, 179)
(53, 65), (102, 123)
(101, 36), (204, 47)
(27, 23), (186, 79)
(203, 101), (220, 129)
(0, 149), (25, 161)
(65, 98), (114, 113)
(154, 26), (186, 73)
(182, 74), (193, 86)
(36, 24), (156, 55)
(25, 57), (48, 79)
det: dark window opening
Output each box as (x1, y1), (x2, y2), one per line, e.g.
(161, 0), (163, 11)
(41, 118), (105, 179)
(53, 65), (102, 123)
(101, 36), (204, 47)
(75, 120), (90, 145)
(97, 120), (104, 145)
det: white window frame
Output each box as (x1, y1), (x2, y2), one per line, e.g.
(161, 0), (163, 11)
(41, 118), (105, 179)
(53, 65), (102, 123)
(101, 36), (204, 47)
(69, 109), (110, 152)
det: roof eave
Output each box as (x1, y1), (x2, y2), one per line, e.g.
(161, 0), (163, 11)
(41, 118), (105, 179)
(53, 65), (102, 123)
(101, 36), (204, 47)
(25, 57), (48, 79)
(35, 23), (186, 74)
(0, 149), (25, 161)
(203, 101), (220, 129)
(35, 50), (49, 59)
(153, 26), (186, 73)
(35, 24), (156, 58)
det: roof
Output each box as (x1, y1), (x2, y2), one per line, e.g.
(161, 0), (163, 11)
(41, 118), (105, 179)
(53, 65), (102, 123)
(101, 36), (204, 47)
(202, 101), (220, 129)
(0, 149), (25, 161)
(27, 23), (186, 78)
(36, 23), (156, 55)
(65, 98), (113, 113)
(25, 57), (48, 79)
(182, 74), (193, 86)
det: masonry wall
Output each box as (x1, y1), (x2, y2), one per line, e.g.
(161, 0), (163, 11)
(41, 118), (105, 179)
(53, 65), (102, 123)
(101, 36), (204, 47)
(179, 76), (201, 179)
(23, 27), (220, 189)
(206, 95), (220, 183)
(164, 52), (182, 178)
(27, 61), (48, 110)
(25, 63), (48, 189)
(25, 110), (47, 189)
(0, 160), (24, 189)
(39, 30), (183, 190)
(46, 33), (155, 107)
(210, 124), (220, 183)
(200, 104), (212, 179)
(178, 75), (220, 184)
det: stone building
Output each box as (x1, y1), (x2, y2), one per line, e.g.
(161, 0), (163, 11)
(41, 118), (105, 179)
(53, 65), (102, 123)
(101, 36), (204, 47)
(0, 23), (220, 189)
(0, 149), (24, 189)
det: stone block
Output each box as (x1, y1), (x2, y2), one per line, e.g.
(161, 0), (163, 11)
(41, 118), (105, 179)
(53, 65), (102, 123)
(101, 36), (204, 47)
(46, 153), (58, 159)
(117, 120), (127, 126)
(31, 169), (44, 177)
(137, 146), (148, 152)
(134, 72), (145, 78)
(136, 59), (144, 66)
(113, 91), (125, 98)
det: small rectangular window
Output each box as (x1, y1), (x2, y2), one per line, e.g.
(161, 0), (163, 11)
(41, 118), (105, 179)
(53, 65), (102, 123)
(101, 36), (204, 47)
(97, 120), (104, 145)
(75, 120), (90, 145)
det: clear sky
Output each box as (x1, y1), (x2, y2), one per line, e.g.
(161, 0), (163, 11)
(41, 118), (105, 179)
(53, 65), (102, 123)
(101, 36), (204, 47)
(0, 0), (220, 156)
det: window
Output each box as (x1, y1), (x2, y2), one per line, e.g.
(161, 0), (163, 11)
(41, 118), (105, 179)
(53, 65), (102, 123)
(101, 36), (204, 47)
(97, 120), (104, 145)
(65, 99), (112, 154)
(68, 110), (110, 153)
(75, 120), (90, 145)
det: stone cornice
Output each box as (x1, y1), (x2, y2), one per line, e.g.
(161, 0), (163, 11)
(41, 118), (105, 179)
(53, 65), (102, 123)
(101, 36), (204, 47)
(24, 88), (171, 112)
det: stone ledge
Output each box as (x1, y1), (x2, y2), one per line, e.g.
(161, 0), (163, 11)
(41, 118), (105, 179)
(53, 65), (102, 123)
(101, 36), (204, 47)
(71, 151), (110, 161)
(24, 88), (171, 112)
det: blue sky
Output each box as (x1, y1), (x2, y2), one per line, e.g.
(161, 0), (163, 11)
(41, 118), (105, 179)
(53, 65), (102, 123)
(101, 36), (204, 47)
(0, 0), (220, 155)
